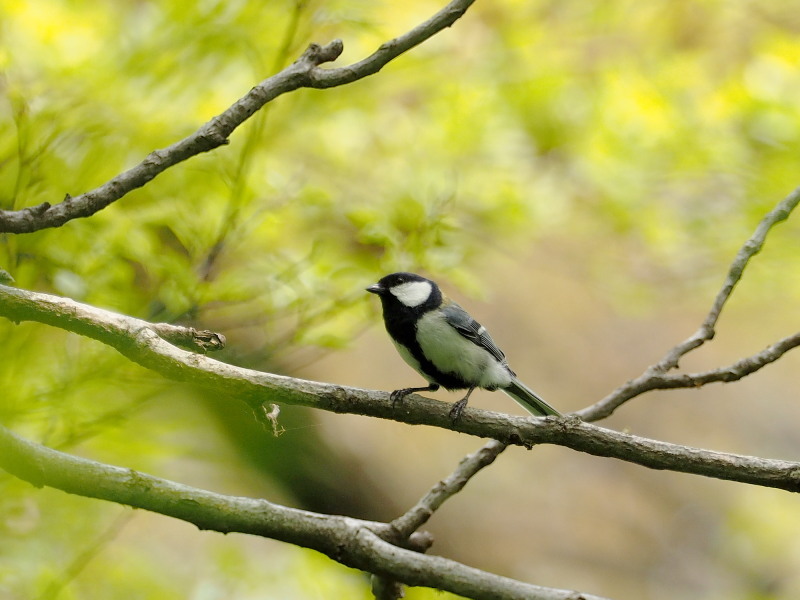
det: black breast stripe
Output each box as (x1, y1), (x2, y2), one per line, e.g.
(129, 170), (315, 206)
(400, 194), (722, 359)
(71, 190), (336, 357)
(383, 305), (470, 390)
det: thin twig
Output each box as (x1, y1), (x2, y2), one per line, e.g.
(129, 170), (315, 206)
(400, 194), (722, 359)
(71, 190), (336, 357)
(37, 510), (133, 600)
(578, 186), (800, 421)
(375, 440), (508, 600)
(0, 0), (476, 234)
(578, 331), (800, 422)
(391, 440), (508, 539)
(657, 185), (800, 372)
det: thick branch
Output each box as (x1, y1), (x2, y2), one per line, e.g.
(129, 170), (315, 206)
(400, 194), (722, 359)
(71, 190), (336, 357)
(1, 284), (799, 493)
(579, 187), (800, 421)
(0, 0), (476, 234)
(0, 424), (608, 600)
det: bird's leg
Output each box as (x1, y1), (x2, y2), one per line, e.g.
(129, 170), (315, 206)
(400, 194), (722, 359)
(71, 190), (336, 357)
(448, 387), (476, 422)
(390, 383), (440, 407)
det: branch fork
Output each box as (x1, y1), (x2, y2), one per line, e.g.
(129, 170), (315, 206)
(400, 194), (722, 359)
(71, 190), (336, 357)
(2, 0), (800, 597)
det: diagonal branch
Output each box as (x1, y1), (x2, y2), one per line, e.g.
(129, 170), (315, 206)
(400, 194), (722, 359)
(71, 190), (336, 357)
(37, 511), (133, 600)
(0, 0), (476, 234)
(390, 440), (508, 539)
(656, 185), (800, 372)
(309, 0), (475, 87)
(2, 283), (800, 493)
(374, 440), (508, 599)
(0, 424), (610, 600)
(578, 186), (800, 421)
(578, 331), (800, 422)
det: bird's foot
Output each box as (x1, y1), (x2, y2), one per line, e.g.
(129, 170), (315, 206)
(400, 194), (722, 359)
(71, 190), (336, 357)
(390, 388), (413, 408)
(448, 397), (468, 422)
(389, 383), (440, 409)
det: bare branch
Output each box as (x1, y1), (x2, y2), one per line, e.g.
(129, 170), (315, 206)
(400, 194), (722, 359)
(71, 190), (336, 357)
(579, 187), (800, 421)
(0, 424), (610, 600)
(671, 333), (800, 385)
(578, 331), (800, 422)
(657, 185), (800, 371)
(391, 440), (508, 539)
(0, 286), (224, 354)
(0, 0), (476, 234)
(2, 283), (799, 493)
(309, 0), (476, 87)
(375, 440), (508, 599)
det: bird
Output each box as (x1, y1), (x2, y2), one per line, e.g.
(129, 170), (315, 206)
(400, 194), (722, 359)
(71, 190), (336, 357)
(366, 272), (560, 421)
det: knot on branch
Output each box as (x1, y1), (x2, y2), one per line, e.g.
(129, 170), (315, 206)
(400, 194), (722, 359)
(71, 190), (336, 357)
(146, 323), (227, 353)
(31, 201), (52, 216)
(191, 329), (227, 353)
(407, 530), (434, 553)
(787, 468), (800, 492)
(298, 39), (344, 67)
(197, 124), (231, 150)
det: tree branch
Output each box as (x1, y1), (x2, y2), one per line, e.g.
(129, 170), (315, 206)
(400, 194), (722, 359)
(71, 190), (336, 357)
(578, 186), (800, 421)
(374, 440), (508, 600)
(0, 424), (609, 600)
(2, 283), (799, 493)
(391, 440), (508, 539)
(577, 331), (800, 422)
(309, 0), (475, 87)
(0, 0), (476, 234)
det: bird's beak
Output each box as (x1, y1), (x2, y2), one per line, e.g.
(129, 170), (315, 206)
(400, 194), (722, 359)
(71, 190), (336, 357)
(366, 283), (384, 295)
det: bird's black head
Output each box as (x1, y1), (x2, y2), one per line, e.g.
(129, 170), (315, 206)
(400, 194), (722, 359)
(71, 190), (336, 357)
(366, 272), (442, 313)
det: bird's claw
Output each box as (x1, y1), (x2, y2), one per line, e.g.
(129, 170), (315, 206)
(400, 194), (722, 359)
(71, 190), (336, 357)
(390, 388), (411, 408)
(448, 398), (468, 423)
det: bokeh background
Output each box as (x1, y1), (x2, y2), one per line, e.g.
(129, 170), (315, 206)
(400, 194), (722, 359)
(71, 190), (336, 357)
(2, 0), (800, 599)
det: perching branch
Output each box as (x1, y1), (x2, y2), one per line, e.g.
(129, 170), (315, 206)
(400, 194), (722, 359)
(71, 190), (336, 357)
(2, 283), (800, 493)
(0, 0), (476, 234)
(578, 186), (800, 421)
(0, 424), (610, 600)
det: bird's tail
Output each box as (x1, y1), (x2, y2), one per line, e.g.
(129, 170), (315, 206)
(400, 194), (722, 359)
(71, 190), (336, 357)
(502, 378), (560, 417)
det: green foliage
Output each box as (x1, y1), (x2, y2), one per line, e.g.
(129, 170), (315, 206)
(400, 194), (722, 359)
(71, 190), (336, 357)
(2, 0), (800, 598)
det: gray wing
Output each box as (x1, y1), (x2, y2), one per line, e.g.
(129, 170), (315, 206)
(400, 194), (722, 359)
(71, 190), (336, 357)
(441, 302), (511, 368)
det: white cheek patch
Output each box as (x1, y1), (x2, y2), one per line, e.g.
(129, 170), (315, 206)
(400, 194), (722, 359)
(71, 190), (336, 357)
(390, 281), (432, 307)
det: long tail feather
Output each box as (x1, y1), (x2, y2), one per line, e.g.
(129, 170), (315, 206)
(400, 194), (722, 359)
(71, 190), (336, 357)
(502, 378), (560, 417)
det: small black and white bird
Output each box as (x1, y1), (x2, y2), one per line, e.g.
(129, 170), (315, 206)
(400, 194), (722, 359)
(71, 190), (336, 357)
(367, 272), (560, 421)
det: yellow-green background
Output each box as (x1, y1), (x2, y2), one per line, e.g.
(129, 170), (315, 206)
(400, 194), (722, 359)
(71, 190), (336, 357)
(2, 1), (800, 598)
